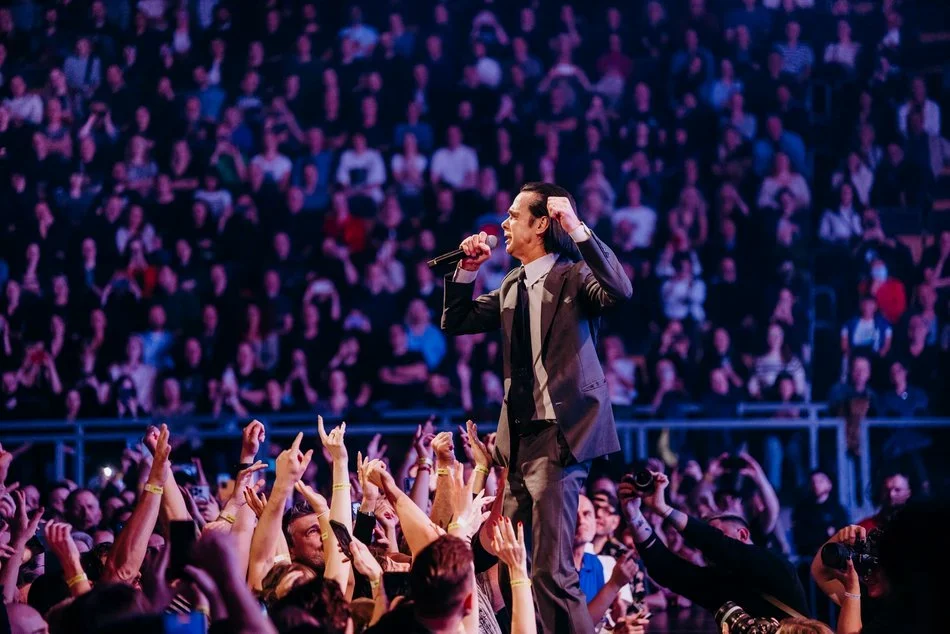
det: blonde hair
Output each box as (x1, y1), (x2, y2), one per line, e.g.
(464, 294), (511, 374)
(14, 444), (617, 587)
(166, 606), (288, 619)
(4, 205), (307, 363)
(778, 618), (834, 634)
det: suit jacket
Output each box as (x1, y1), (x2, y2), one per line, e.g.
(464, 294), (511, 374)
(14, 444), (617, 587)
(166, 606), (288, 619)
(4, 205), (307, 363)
(441, 232), (632, 464)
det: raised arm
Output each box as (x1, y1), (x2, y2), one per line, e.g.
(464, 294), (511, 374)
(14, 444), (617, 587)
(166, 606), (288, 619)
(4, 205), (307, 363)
(429, 431), (457, 528)
(441, 232), (502, 335)
(740, 453), (780, 535)
(811, 525), (867, 608)
(587, 550), (639, 625)
(1, 491), (45, 602)
(248, 432), (313, 590)
(317, 416), (353, 589)
(143, 425), (191, 523)
(365, 459), (443, 555)
(461, 420), (492, 495)
(548, 197), (633, 306)
(617, 478), (719, 610)
(103, 424), (171, 583)
(492, 518), (537, 634)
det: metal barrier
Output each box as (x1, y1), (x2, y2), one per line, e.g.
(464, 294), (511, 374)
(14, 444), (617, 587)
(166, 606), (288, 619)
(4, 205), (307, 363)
(2, 408), (948, 518)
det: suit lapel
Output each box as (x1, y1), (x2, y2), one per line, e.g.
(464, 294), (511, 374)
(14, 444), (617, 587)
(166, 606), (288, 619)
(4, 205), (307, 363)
(540, 257), (569, 348)
(501, 271), (518, 341)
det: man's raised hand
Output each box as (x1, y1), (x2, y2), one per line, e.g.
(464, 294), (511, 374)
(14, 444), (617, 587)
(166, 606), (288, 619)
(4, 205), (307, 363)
(276, 432), (314, 487)
(458, 232), (493, 272)
(241, 420), (266, 462)
(147, 424), (172, 487)
(547, 196), (581, 233)
(317, 416), (348, 464)
(431, 431), (455, 467)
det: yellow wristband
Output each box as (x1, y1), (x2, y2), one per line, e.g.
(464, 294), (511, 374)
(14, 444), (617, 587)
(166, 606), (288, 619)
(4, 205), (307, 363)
(369, 578), (381, 590)
(474, 465), (490, 475)
(332, 483), (351, 491)
(144, 483), (164, 496)
(321, 532), (329, 541)
(218, 513), (236, 525)
(66, 573), (88, 588)
(447, 522), (461, 531)
(194, 606), (210, 617)
(510, 579), (532, 588)
(436, 468), (450, 476)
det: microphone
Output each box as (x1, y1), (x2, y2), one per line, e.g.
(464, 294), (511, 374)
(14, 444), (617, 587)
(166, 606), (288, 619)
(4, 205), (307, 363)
(427, 235), (498, 269)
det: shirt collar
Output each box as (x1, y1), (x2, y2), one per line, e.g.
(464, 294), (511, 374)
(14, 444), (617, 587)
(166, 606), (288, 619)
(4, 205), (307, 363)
(522, 253), (557, 287)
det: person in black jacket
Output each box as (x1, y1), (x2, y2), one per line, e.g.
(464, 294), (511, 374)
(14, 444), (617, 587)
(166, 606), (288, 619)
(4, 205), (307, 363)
(618, 471), (809, 621)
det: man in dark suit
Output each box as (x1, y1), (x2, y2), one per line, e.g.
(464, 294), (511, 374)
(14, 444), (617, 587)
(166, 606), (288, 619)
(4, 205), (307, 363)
(442, 182), (631, 633)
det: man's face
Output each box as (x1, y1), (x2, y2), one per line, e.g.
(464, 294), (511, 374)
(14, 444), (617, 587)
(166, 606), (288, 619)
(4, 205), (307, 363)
(883, 475), (911, 509)
(288, 514), (325, 567)
(575, 495), (597, 547)
(810, 473), (832, 500)
(501, 192), (547, 260)
(592, 497), (620, 538)
(69, 491), (102, 531)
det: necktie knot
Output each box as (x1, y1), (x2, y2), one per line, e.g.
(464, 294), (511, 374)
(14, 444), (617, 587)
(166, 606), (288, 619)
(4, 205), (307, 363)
(518, 267), (527, 283)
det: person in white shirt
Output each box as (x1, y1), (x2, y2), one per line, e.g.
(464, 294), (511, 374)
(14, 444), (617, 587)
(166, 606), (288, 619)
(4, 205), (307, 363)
(898, 77), (941, 137)
(2, 75), (43, 124)
(250, 130), (293, 190)
(335, 132), (386, 203)
(613, 179), (656, 248)
(819, 183), (863, 245)
(431, 125), (479, 190)
(661, 255), (706, 322)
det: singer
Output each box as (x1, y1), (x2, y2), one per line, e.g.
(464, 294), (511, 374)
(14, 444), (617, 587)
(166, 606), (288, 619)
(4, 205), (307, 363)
(441, 182), (632, 633)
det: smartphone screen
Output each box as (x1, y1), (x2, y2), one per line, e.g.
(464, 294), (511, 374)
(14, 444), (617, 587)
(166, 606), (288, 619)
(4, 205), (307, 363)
(168, 520), (197, 577)
(328, 519), (352, 558)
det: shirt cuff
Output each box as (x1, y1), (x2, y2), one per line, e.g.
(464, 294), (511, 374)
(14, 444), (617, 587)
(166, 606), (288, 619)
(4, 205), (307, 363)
(569, 223), (592, 243)
(453, 267), (479, 284)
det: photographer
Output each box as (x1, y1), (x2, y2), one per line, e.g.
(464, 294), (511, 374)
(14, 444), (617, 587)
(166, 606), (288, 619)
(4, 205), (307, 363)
(810, 526), (865, 634)
(619, 471), (809, 621)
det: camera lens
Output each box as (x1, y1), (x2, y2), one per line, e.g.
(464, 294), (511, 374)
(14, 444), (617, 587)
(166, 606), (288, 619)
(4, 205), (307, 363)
(632, 470), (655, 494)
(820, 542), (854, 571)
(716, 602), (780, 634)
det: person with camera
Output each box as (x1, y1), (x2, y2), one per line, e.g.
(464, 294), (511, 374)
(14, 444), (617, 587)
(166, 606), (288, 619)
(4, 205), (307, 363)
(810, 525), (865, 634)
(618, 470), (810, 621)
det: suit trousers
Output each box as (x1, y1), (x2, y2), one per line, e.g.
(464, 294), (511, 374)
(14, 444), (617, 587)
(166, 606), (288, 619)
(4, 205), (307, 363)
(502, 421), (592, 634)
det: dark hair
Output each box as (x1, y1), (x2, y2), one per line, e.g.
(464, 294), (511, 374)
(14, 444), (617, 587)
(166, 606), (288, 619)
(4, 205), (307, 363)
(55, 583), (150, 634)
(409, 535), (474, 620)
(708, 514), (751, 532)
(519, 182), (582, 261)
(282, 500), (315, 547)
(270, 577), (351, 633)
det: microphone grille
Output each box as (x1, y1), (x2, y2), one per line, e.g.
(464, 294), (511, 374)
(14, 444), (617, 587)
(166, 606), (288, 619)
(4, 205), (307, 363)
(486, 235), (498, 249)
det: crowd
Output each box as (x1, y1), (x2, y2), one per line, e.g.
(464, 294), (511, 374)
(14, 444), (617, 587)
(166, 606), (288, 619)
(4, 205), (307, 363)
(0, 0), (949, 631)
(0, 417), (944, 634)
(1, 0), (948, 458)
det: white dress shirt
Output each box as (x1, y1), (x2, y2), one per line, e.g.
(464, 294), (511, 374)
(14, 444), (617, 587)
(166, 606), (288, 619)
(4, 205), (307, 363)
(454, 224), (591, 420)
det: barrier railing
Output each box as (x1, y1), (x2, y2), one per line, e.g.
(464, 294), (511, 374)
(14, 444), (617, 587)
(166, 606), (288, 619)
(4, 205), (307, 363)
(2, 407), (947, 518)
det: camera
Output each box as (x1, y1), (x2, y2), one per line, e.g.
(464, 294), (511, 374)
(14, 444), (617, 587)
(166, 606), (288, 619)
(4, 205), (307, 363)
(820, 528), (883, 579)
(622, 470), (656, 495)
(715, 602), (780, 634)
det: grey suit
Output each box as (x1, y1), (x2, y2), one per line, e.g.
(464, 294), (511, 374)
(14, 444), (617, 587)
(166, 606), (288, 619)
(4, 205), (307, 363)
(442, 231), (631, 633)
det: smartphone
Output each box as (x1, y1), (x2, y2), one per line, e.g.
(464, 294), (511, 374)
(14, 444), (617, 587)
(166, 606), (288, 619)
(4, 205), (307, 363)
(35, 521), (63, 576)
(329, 519), (352, 558)
(168, 520), (197, 578)
(188, 485), (210, 502)
(163, 612), (206, 633)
